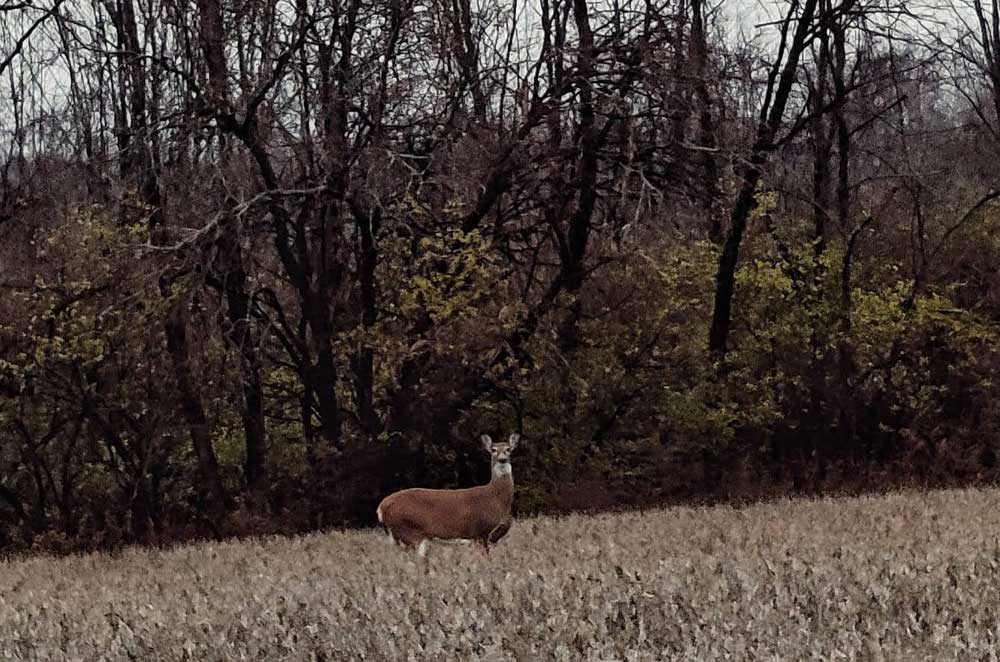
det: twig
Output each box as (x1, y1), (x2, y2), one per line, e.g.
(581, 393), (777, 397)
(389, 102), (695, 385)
(0, 0), (66, 78)
(140, 185), (327, 252)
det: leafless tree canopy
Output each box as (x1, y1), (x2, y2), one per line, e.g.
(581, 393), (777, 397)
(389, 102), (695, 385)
(0, 0), (998, 551)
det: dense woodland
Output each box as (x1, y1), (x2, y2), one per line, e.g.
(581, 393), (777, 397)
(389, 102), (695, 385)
(1, 0), (999, 552)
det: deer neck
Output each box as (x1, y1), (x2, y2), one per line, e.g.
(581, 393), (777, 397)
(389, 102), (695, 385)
(491, 461), (513, 482)
(489, 463), (514, 507)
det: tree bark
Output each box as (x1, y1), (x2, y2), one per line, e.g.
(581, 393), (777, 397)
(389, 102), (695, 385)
(164, 299), (229, 530)
(831, 16), (851, 227)
(448, 0), (488, 122)
(556, 0), (600, 352)
(708, 0), (819, 357)
(351, 203), (380, 442)
(198, 0), (269, 502)
(218, 228), (268, 504)
(811, 22), (833, 250)
(691, 0), (723, 245)
(107, 0), (229, 528)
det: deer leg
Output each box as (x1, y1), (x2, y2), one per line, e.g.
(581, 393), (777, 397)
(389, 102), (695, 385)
(390, 524), (428, 553)
(416, 539), (434, 575)
(487, 522), (510, 545)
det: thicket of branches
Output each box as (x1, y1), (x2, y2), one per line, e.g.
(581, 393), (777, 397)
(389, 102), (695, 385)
(1, 0), (999, 551)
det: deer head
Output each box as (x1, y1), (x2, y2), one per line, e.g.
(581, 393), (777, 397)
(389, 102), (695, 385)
(481, 432), (520, 478)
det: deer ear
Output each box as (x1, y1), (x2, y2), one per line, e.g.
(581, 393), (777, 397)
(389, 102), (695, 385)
(508, 433), (520, 450)
(480, 434), (493, 451)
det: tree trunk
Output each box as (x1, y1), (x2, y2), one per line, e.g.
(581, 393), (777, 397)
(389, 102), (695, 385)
(219, 228), (268, 505)
(831, 18), (851, 228)
(708, 0), (819, 357)
(831, 10), (857, 463)
(691, 0), (723, 245)
(198, 0), (269, 503)
(449, 0), (488, 123)
(811, 24), (832, 250)
(352, 203), (380, 442)
(302, 285), (343, 448)
(708, 167), (764, 355)
(557, 0), (600, 353)
(164, 300), (229, 530)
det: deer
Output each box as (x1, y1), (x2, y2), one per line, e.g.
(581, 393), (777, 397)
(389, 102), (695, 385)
(376, 433), (520, 557)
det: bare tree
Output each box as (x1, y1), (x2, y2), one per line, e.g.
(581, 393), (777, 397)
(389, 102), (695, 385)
(708, 0), (820, 357)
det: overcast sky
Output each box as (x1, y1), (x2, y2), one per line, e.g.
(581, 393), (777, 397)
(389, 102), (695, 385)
(0, 0), (980, 148)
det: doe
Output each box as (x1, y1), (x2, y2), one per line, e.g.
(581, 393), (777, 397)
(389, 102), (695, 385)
(376, 433), (521, 557)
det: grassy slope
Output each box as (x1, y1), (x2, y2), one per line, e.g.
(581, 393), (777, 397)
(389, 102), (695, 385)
(2, 488), (1000, 660)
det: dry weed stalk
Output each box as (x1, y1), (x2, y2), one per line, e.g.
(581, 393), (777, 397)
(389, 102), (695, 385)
(2, 488), (1000, 660)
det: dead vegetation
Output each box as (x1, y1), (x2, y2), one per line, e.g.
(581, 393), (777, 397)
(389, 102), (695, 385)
(2, 487), (1000, 660)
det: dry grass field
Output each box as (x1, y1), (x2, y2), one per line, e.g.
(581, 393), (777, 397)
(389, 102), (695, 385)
(3, 488), (1000, 661)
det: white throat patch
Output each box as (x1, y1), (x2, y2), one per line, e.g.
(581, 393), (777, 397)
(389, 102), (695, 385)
(493, 462), (512, 478)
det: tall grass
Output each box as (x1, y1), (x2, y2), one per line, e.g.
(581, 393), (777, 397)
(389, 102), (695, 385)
(3, 488), (1000, 660)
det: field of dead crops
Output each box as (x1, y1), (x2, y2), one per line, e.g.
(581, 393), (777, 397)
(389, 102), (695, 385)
(3, 488), (1000, 660)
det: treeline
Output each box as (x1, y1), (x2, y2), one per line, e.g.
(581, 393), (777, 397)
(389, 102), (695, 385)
(0, 0), (999, 552)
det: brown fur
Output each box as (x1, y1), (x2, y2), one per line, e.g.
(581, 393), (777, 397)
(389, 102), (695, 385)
(377, 476), (513, 548)
(377, 434), (519, 553)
